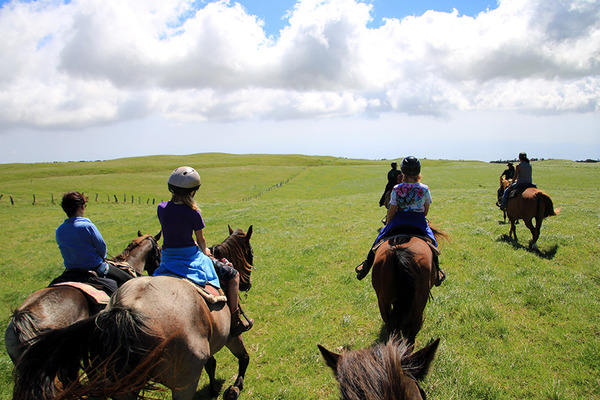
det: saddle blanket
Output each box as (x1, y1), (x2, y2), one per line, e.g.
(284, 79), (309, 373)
(50, 282), (110, 304)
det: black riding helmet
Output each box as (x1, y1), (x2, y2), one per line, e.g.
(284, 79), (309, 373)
(168, 166), (201, 196)
(401, 156), (421, 177)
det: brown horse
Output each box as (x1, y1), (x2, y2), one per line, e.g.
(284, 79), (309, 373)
(498, 177), (511, 223)
(12, 226), (255, 400)
(318, 335), (440, 400)
(4, 231), (161, 365)
(371, 228), (446, 343)
(506, 188), (559, 249)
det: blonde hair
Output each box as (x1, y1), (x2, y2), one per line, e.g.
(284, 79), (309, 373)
(403, 173), (422, 183)
(171, 191), (200, 211)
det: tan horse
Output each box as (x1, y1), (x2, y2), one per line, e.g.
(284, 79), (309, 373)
(371, 228), (446, 344)
(4, 231), (161, 365)
(12, 227), (254, 400)
(506, 188), (559, 250)
(318, 335), (440, 400)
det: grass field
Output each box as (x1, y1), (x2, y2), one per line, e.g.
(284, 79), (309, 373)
(1, 154), (599, 399)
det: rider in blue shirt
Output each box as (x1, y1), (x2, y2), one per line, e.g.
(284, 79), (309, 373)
(56, 191), (132, 285)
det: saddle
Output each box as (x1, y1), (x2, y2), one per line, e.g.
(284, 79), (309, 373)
(372, 225), (441, 256)
(160, 273), (228, 304)
(508, 183), (537, 198)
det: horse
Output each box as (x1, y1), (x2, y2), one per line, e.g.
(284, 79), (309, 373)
(371, 227), (447, 344)
(4, 230), (161, 365)
(210, 225), (254, 293)
(505, 188), (559, 250)
(318, 335), (440, 400)
(498, 177), (511, 223)
(12, 226), (255, 400)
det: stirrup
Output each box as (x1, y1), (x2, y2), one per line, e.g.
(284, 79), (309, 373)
(355, 261), (369, 281)
(435, 268), (446, 287)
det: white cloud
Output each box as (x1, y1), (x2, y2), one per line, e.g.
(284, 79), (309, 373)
(0, 0), (598, 131)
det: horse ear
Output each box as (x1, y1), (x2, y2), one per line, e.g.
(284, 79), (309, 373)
(154, 231), (162, 241)
(228, 225), (233, 235)
(246, 225), (253, 240)
(138, 230), (143, 237)
(318, 344), (340, 374)
(405, 338), (440, 381)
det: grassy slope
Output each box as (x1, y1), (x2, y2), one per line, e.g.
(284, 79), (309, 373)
(0, 155), (598, 399)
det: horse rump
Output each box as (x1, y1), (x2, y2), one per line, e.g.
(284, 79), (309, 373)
(13, 307), (164, 400)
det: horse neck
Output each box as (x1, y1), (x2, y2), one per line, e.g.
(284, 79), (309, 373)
(116, 238), (155, 276)
(213, 237), (251, 280)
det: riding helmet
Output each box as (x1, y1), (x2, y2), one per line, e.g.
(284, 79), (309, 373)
(168, 166), (201, 195)
(401, 156), (421, 176)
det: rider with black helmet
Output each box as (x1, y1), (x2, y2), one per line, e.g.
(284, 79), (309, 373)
(356, 156), (445, 284)
(153, 166), (253, 336)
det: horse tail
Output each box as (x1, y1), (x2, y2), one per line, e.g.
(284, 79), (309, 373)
(389, 246), (417, 331)
(536, 191), (559, 219)
(13, 307), (163, 400)
(10, 309), (43, 343)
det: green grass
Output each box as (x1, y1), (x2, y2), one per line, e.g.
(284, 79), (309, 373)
(1, 154), (599, 399)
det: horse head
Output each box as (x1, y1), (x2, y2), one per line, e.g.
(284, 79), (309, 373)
(213, 225), (254, 293)
(318, 336), (440, 400)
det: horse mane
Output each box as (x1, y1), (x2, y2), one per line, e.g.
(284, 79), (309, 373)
(333, 336), (424, 400)
(211, 229), (253, 287)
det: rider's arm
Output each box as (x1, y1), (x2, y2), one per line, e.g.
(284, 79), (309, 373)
(513, 164), (521, 183)
(386, 204), (397, 225)
(423, 203), (430, 217)
(195, 229), (212, 257)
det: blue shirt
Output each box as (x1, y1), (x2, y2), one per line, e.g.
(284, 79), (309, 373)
(56, 216), (107, 271)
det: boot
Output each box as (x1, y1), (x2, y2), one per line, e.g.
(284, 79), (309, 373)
(230, 307), (253, 337)
(355, 251), (375, 281)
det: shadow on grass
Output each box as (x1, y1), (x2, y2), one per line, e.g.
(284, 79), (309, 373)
(193, 378), (225, 400)
(497, 235), (559, 259)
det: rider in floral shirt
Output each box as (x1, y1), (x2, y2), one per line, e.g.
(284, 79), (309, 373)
(356, 156), (444, 284)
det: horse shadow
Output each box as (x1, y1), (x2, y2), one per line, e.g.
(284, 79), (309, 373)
(497, 235), (559, 259)
(193, 378), (226, 400)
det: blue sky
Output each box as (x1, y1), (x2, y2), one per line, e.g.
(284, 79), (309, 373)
(234, 0), (497, 35)
(0, 0), (598, 163)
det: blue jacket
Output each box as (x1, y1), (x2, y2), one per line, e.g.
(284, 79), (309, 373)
(56, 217), (107, 271)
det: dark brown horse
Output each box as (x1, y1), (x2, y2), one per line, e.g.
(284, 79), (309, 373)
(12, 226), (255, 400)
(4, 231), (161, 364)
(506, 188), (559, 249)
(211, 225), (254, 292)
(318, 335), (440, 400)
(371, 228), (447, 343)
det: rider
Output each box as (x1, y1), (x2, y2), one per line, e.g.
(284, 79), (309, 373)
(499, 152), (533, 210)
(379, 161), (402, 207)
(356, 157), (445, 284)
(55, 191), (134, 287)
(496, 162), (515, 204)
(153, 166), (253, 336)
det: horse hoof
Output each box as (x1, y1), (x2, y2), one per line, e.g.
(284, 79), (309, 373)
(529, 242), (538, 250)
(223, 386), (240, 400)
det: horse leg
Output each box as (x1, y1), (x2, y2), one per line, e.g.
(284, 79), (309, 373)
(523, 218), (537, 249)
(377, 297), (393, 333)
(171, 378), (201, 400)
(223, 335), (250, 400)
(204, 356), (219, 398)
(509, 218), (517, 241)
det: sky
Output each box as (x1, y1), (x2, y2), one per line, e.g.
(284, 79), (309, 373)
(0, 0), (598, 164)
